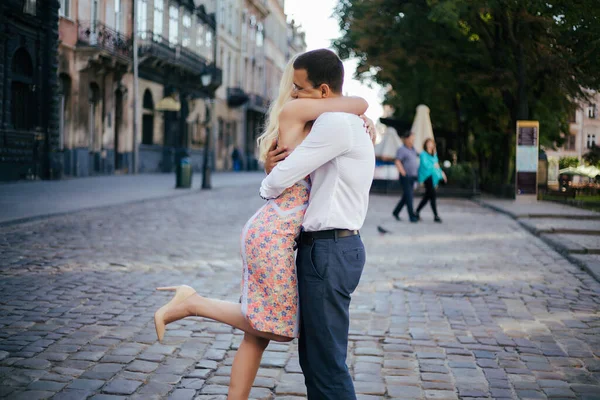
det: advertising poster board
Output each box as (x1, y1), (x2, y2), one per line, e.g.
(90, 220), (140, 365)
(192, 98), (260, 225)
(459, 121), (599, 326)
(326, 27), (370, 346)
(516, 121), (539, 197)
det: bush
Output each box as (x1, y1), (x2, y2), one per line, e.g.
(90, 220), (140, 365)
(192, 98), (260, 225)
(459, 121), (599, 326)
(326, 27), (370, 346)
(582, 145), (600, 167)
(559, 156), (579, 169)
(444, 163), (476, 189)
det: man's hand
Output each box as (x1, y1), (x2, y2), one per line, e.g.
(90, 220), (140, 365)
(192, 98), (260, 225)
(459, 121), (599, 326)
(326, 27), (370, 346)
(264, 139), (289, 175)
(359, 115), (376, 144)
(395, 159), (406, 177)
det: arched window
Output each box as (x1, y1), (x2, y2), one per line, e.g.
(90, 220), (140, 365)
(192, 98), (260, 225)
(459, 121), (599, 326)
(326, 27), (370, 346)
(142, 89), (154, 145)
(23, 0), (37, 15)
(58, 74), (72, 150)
(11, 48), (35, 130)
(88, 83), (100, 150)
(143, 89), (154, 109)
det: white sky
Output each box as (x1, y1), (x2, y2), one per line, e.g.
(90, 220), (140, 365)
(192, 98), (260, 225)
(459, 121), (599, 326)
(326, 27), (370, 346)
(284, 0), (384, 124)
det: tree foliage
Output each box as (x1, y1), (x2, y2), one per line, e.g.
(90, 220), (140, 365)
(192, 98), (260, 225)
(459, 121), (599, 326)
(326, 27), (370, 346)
(583, 145), (600, 167)
(334, 0), (600, 185)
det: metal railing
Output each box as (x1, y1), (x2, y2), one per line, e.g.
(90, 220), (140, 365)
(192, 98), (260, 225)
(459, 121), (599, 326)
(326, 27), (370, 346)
(78, 21), (133, 59)
(137, 31), (208, 74)
(247, 93), (268, 112)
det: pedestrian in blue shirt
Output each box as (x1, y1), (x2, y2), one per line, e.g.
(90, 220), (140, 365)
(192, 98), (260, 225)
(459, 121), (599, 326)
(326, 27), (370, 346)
(416, 138), (447, 222)
(392, 131), (419, 222)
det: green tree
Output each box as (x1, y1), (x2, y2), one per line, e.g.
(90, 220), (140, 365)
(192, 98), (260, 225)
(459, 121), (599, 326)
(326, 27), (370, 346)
(583, 145), (600, 167)
(334, 0), (600, 187)
(559, 156), (579, 170)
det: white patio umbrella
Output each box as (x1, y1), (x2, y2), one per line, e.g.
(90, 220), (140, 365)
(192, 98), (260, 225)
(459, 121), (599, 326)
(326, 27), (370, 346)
(374, 126), (403, 180)
(375, 126), (402, 161)
(410, 104), (435, 153)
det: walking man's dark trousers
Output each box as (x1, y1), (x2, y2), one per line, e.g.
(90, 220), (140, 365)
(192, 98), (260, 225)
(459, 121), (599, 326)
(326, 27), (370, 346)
(296, 233), (366, 400)
(393, 175), (417, 220)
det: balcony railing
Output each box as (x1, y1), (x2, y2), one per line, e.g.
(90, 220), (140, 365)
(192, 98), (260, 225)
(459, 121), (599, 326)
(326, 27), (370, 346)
(247, 93), (268, 113)
(227, 87), (249, 108)
(78, 21), (133, 60)
(138, 32), (209, 75)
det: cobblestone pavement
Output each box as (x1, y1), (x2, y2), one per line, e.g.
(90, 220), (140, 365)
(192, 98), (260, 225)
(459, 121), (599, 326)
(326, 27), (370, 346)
(1, 184), (600, 400)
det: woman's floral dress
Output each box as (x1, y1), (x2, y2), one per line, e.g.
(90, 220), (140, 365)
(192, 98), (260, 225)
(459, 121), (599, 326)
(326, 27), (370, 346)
(240, 178), (310, 338)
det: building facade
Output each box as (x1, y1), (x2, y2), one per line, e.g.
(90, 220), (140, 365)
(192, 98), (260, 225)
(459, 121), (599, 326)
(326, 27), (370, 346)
(203, 0), (305, 171)
(135, 0), (221, 174)
(0, 0), (62, 181)
(57, 0), (220, 177)
(2, 0), (304, 181)
(546, 91), (600, 162)
(58, 0), (135, 177)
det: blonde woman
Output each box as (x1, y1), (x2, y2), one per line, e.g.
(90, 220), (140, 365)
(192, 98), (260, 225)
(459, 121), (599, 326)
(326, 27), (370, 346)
(153, 54), (371, 399)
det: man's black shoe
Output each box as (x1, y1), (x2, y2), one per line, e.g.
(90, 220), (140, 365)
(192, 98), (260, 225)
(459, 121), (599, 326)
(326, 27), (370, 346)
(434, 216), (442, 223)
(392, 213), (401, 221)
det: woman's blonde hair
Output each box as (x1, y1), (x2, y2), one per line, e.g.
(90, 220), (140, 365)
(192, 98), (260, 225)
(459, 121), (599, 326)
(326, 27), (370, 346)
(256, 54), (299, 162)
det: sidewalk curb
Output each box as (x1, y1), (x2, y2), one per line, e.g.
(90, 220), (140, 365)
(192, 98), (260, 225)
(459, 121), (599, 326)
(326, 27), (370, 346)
(0, 187), (210, 228)
(478, 200), (600, 283)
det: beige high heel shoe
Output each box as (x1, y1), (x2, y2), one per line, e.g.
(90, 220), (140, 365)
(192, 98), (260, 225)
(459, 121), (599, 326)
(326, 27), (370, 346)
(154, 285), (197, 342)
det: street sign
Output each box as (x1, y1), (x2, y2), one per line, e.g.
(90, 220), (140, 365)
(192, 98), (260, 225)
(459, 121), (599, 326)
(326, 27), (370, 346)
(516, 120), (539, 197)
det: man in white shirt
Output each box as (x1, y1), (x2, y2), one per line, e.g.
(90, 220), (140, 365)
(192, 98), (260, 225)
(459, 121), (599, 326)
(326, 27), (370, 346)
(260, 49), (375, 400)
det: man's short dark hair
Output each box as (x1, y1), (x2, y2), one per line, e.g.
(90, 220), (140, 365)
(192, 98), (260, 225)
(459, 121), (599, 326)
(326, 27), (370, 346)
(293, 49), (344, 93)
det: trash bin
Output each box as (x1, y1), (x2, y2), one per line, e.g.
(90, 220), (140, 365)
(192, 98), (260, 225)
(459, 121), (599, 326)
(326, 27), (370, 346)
(176, 156), (192, 188)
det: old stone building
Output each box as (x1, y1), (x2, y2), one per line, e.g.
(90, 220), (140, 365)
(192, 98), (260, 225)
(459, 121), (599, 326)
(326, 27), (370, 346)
(58, 0), (135, 177)
(57, 0), (220, 177)
(135, 0), (220, 173)
(2, 0), (304, 181)
(0, 0), (61, 181)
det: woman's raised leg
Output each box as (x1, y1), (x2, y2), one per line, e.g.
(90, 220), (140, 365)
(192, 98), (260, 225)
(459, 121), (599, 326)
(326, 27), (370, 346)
(158, 290), (293, 343)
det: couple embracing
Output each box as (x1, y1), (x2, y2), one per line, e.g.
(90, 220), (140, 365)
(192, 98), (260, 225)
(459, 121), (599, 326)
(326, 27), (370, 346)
(153, 49), (376, 399)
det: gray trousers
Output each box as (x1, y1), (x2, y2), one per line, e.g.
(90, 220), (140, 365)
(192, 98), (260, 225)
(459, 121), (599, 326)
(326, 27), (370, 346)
(296, 234), (366, 399)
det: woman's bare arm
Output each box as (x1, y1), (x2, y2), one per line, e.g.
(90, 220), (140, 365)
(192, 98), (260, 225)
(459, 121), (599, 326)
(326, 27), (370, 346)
(280, 96), (368, 124)
(278, 96), (368, 150)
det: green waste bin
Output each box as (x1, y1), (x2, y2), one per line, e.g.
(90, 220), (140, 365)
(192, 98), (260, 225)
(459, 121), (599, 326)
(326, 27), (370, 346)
(176, 156), (192, 188)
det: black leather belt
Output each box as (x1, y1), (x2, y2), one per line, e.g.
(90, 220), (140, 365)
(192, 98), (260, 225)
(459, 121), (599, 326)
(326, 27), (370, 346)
(300, 229), (359, 245)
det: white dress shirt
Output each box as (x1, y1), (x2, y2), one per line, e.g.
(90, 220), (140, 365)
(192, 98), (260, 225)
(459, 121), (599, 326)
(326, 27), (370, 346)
(260, 112), (375, 232)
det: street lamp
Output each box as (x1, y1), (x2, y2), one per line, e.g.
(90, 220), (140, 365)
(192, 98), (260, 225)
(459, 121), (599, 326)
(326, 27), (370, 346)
(201, 69), (213, 190)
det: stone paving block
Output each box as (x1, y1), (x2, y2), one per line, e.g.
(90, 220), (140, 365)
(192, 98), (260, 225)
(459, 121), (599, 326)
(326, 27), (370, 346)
(102, 379), (142, 395)
(98, 355), (134, 364)
(126, 360), (159, 373)
(421, 373), (452, 382)
(169, 388), (197, 400)
(423, 389), (458, 399)
(199, 385), (229, 395)
(13, 358), (52, 369)
(196, 360), (218, 370)
(422, 382), (454, 391)
(51, 389), (94, 400)
(515, 389), (548, 398)
(542, 387), (576, 398)
(138, 381), (173, 396)
(27, 380), (67, 391)
(67, 378), (105, 391)
(187, 368), (212, 379)
(248, 387), (272, 399)
(71, 351), (105, 362)
(353, 381), (385, 395)
(9, 390), (55, 400)
(387, 384), (424, 398)
(383, 359), (416, 369)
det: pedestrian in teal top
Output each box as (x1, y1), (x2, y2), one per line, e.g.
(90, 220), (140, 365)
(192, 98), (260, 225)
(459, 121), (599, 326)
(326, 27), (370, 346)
(416, 138), (447, 222)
